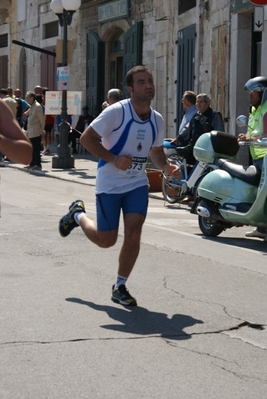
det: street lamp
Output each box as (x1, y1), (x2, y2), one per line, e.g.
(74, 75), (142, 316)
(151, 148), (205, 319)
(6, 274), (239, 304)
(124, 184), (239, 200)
(50, 0), (81, 169)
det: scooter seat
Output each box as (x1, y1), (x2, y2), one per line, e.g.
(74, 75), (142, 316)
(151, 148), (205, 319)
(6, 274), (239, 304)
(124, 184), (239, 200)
(215, 158), (261, 187)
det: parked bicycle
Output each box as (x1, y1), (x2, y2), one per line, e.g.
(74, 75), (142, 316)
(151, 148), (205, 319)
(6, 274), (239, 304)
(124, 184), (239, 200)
(162, 140), (217, 204)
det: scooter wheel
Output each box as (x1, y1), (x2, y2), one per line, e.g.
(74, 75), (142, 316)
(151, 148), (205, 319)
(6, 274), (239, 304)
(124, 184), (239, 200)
(198, 216), (224, 237)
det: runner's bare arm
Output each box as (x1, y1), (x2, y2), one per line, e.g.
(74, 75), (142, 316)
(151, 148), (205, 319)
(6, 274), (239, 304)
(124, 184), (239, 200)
(80, 125), (132, 170)
(0, 100), (32, 164)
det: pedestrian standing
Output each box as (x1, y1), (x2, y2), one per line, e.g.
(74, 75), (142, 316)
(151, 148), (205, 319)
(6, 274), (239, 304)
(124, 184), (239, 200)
(188, 93), (225, 149)
(42, 88), (54, 155)
(70, 106), (94, 154)
(58, 65), (180, 306)
(0, 89), (17, 118)
(102, 88), (123, 109)
(23, 91), (45, 170)
(171, 90), (197, 146)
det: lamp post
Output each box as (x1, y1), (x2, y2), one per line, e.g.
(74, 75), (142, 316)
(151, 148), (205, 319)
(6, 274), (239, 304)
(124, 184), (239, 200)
(50, 0), (81, 169)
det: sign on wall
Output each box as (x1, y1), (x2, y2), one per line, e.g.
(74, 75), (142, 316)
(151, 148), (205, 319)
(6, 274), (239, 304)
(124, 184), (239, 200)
(231, 0), (251, 12)
(254, 6), (264, 31)
(98, 0), (130, 23)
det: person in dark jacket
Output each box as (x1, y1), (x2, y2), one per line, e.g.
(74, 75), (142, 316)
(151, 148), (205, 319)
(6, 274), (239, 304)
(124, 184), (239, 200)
(182, 93), (225, 203)
(189, 93), (224, 146)
(69, 106), (94, 153)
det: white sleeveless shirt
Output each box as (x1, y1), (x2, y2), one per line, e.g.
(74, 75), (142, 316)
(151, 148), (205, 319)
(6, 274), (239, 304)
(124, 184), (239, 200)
(90, 99), (164, 194)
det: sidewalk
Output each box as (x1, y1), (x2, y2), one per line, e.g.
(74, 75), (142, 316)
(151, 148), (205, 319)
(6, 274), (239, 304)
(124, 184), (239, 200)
(2, 143), (163, 199)
(2, 143), (98, 187)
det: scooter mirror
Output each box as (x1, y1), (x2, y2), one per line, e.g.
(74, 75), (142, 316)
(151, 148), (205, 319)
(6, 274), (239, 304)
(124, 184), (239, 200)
(236, 115), (247, 127)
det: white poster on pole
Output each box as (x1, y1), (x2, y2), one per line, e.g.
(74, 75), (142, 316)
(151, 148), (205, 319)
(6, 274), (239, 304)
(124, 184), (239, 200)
(45, 91), (82, 115)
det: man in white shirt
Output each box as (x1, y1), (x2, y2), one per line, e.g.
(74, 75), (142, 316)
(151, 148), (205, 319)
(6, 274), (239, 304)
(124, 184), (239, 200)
(58, 65), (180, 306)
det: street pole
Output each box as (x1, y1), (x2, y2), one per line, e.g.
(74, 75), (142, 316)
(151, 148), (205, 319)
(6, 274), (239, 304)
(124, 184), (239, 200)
(51, 8), (75, 169)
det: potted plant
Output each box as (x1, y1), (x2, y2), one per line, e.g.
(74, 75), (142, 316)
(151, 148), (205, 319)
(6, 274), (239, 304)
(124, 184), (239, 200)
(146, 157), (162, 192)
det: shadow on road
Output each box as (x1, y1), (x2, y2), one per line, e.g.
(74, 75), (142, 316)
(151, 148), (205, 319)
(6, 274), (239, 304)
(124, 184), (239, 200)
(198, 235), (267, 254)
(66, 297), (203, 340)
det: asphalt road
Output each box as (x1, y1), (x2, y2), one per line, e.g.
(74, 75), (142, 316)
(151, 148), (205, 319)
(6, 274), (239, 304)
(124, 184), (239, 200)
(1, 168), (266, 399)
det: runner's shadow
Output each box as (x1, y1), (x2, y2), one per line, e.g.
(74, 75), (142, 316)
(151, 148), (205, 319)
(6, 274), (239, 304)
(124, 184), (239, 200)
(66, 297), (203, 340)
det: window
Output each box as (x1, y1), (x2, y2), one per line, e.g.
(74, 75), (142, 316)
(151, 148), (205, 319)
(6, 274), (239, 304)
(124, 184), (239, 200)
(0, 34), (8, 48)
(111, 31), (123, 54)
(44, 21), (58, 39)
(178, 0), (196, 15)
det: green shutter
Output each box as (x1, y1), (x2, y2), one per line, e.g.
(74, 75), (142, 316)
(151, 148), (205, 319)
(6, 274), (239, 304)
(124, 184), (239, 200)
(176, 24), (196, 131)
(122, 21), (143, 98)
(86, 31), (105, 117)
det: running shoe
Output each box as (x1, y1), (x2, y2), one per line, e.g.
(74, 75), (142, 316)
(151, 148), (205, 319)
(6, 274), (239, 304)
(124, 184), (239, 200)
(59, 199), (85, 237)
(111, 284), (137, 306)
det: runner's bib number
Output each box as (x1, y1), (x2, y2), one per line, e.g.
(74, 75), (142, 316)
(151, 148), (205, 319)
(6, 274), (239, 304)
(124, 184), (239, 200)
(119, 156), (148, 176)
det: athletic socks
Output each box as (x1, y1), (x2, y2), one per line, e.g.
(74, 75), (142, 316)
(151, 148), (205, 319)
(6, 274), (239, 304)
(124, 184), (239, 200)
(114, 275), (128, 290)
(74, 212), (85, 225)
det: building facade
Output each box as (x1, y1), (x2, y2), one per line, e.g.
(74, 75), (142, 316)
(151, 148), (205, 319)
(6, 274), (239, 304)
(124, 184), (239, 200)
(0, 0), (267, 147)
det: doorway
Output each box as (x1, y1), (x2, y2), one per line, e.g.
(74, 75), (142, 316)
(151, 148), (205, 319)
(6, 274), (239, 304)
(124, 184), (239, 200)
(109, 31), (123, 91)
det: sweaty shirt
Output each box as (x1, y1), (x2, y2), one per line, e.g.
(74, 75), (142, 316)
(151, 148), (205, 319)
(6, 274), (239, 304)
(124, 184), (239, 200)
(90, 99), (164, 194)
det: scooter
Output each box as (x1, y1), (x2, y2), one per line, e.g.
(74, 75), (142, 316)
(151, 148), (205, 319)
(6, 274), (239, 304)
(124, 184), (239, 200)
(190, 126), (267, 237)
(162, 139), (217, 203)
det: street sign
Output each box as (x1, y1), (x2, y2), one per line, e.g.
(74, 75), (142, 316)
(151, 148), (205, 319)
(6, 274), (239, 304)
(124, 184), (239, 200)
(57, 66), (69, 90)
(44, 91), (82, 115)
(254, 6), (264, 31)
(250, 0), (267, 4)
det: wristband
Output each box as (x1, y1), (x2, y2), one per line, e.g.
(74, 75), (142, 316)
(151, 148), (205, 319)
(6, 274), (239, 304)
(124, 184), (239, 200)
(112, 155), (118, 164)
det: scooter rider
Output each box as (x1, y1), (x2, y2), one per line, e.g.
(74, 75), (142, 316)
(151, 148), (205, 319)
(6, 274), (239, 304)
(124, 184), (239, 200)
(238, 76), (267, 240)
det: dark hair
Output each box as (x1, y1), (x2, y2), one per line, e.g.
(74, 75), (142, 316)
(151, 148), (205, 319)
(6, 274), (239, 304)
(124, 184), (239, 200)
(183, 90), (196, 105)
(35, 94), (43, 104)
(126, 65), (152, 88)
(0, 88), (8, 95)
(16, 98), (23, 118)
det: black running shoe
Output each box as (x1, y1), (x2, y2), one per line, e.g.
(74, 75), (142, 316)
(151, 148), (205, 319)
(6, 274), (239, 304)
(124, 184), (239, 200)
(111, 284), (137, 306)
(59, 200), (85, 237)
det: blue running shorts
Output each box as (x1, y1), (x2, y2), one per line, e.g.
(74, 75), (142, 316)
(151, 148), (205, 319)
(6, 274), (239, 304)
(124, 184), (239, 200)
(96, 185), (149, 231)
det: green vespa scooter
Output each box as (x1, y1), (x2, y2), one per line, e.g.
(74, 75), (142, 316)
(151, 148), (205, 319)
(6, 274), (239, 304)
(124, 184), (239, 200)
(190, 92), (267, 238)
